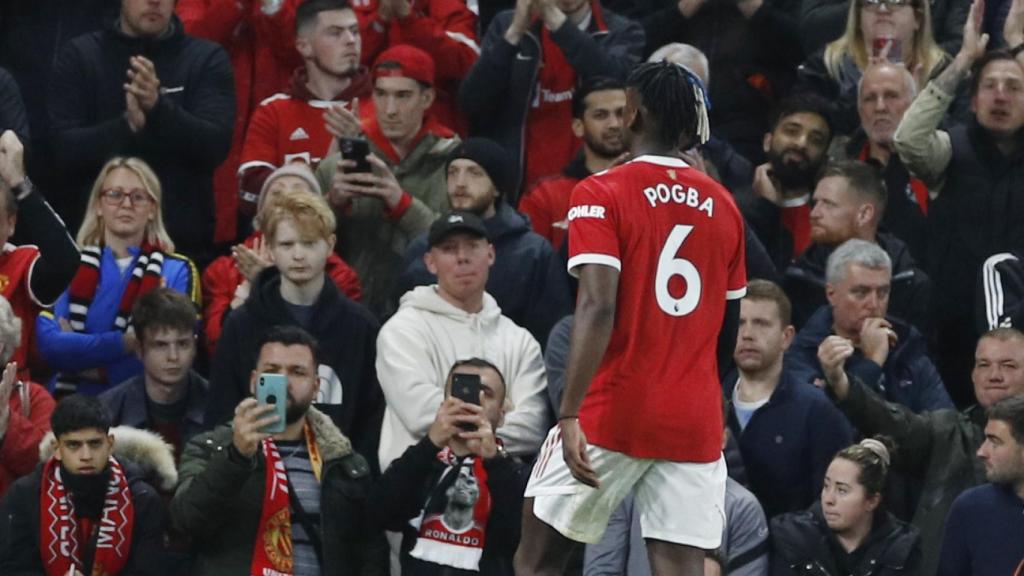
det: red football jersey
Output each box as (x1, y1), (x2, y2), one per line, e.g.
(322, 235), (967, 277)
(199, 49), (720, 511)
(567, 155), (747, 463)
(0, 243), (41, 379)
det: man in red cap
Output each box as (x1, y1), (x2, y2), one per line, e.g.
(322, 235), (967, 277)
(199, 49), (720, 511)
(316, 44), (460, 318)
(237, 0), (373, 219)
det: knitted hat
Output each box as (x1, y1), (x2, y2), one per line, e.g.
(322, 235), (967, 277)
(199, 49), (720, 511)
(373, 44), (435, 87)
(257, 163), (322, 214)
(446, 138), (511, 197)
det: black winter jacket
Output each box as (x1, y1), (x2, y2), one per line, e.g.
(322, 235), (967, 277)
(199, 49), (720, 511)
(0, 67), (28, 144)
(48, 16), (234, 259)
(458, 6), (643, 200)
(771, 503), (922, 576)
(208, 267), (384, 471)
(368, 437), (531, 576)
(0, 461), (167, 576)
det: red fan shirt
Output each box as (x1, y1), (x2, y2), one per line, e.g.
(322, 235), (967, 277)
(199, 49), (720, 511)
(0, 243), (41, 379)
(567, 155), (746, 463)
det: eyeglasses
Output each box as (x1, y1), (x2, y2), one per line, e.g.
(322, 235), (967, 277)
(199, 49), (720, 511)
(100, 188), (153, 206)
(861, 0), (915, 9)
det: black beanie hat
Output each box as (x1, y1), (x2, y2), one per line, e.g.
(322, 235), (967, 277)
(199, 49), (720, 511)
(447, 138), (511, 197)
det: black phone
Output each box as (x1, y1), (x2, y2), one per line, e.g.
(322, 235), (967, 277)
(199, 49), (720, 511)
(338, 136), (372, 173)
(451, 373), (481, 431)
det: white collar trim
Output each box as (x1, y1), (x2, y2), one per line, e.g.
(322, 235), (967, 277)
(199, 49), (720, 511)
(628, 154), (690, 168)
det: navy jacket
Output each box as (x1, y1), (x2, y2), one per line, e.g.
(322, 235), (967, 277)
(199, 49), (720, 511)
(395, 203), (572, 348)
(723, 370), (853, 518)
(785, 306), (953, 413)
(48, 16), (234, 258)
(99, 370), (209, 448)
(938, 483), (1024, 576)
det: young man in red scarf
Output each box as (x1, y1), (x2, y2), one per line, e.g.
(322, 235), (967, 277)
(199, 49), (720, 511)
(368, 358), (530, 575)
(172, 326), (386, 576)
(316, 43), (459, 318)
(458, 0), (643, 203)
(0, 395), (166, 576)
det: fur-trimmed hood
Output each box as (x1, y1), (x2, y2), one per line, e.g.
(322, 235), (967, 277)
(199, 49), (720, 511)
(39, 426), (178, 491)
(305, 406), (353, 461)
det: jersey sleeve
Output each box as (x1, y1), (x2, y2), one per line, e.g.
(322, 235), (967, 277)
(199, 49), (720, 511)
(566, 178), (620, 277)
(726, 211), (748, 300)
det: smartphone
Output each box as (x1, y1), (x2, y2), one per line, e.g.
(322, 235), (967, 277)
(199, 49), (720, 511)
(256, 373), (288, 434)
(451, 373), (481, 431)
(338, 137), (372, 173)
(872, 37), (902, 63)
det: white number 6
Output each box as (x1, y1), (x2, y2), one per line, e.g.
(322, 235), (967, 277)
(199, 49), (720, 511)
(655, 225), (702, 316)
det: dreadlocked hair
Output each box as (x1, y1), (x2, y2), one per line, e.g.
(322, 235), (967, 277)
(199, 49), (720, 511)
(626, 61), (710, 150)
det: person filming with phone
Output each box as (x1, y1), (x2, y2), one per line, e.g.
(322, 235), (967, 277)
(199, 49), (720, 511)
(367, 358), (530, 576)
(171, 325), (386, 576)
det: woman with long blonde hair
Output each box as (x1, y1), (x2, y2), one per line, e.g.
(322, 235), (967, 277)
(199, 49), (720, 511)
(36, 157), (200, 396)
(797, 0), (949, 133)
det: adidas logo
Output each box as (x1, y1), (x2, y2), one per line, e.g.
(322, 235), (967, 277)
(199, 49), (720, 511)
(289, 127), (310, 141)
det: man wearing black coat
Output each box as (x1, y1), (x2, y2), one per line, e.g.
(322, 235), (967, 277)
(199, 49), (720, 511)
(48, 0), (234, 260)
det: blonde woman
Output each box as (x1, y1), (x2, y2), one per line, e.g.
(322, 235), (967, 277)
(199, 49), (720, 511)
(36, 157), (199, 397)
(797, 0), (949, 134)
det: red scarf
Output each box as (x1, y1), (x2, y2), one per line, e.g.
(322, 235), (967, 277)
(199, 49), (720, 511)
(67, 244), (166, 333)
(408, 447), (492, 571)
(39, 457), (135, 576)
(250, 422), (322, 576)
(522, 3), (605, 190)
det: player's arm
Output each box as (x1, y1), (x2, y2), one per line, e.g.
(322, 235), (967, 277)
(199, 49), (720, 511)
(558, 262), (619, 488)
(717, 299), (740, 379)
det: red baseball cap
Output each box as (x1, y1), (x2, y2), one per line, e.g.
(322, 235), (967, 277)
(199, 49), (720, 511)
(372, 44), (435, 86)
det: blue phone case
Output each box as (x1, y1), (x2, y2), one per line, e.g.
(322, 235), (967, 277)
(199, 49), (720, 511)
(256, 373), (288, 434)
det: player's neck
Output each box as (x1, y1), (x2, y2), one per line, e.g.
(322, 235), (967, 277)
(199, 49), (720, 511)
(630, 140), (679, 160)
(736, 362), (782, 402)
(306, 68), (352, 101)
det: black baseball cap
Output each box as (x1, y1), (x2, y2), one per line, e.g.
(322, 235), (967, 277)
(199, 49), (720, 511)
(428, 211), (489, 248)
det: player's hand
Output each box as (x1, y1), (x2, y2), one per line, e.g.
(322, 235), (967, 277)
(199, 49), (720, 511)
(818, 335), (854, 400)
(859, 317), (897, 366)
(324, 99), (363, 140)
(560, 418), (599, 488)
(0, 130), (26, 189)
(232, 398), (279, 458)
(751, 163), (782, 205)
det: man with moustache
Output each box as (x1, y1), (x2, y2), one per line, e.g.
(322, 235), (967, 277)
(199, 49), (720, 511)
(519, 78), (626, 250)
(819, 326), (1024, 575)
(238, 0), (372, 216)
(172, 326), (384, 576)
(737, 94), (833, 272)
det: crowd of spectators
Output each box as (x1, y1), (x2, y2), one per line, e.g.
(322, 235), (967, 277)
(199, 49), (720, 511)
(1, 0), (1024, 574)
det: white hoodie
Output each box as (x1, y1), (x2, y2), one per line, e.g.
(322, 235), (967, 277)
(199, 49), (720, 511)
(377, 285), (549, 470)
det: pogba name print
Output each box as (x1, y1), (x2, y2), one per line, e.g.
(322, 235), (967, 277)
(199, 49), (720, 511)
(643, 183), (714, 217)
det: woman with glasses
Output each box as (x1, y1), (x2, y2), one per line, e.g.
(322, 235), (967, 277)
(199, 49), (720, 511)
(770, 437), (922, 576)
(36, 157), (199, 397)
(797, 0), (950, 134)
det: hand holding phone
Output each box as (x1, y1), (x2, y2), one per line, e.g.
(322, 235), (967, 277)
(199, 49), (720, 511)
(256, 373), (288, 434)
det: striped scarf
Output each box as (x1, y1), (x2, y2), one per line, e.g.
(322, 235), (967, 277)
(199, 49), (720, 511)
(56, 245), (165, 393)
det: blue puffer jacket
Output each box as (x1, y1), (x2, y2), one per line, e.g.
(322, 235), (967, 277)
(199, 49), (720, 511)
(396, 202), (572, 348)
(784, 306), (953, 413)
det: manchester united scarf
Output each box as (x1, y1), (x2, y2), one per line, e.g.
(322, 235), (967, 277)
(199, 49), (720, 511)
(39, 457), (135, 576)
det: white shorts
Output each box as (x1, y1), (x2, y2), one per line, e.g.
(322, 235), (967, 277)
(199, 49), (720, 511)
(525, 426), (726, 548)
